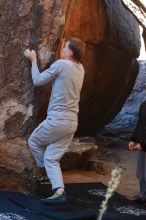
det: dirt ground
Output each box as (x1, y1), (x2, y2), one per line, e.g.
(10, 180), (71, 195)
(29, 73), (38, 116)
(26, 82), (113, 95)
(63, 144), (139, 200)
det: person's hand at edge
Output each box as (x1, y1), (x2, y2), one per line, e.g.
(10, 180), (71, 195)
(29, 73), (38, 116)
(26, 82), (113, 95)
(128, 141), (135, 151)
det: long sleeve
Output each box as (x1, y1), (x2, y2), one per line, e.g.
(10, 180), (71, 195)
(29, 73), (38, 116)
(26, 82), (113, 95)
(31, 60), (61, 86)
(131, 100), (146, 152)
(130, 119), (146, 152)
(130, 120), (140, 142)
(130, 102), (143, 142)
(140, 141), (146, 152)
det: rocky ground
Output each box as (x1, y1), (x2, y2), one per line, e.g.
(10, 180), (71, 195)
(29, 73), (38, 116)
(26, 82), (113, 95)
(0, 136), (139, 201)
(63, 139), (139, 201)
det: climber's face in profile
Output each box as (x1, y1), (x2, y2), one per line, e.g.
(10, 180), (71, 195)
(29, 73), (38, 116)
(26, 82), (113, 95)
(63, 41), (73, 60)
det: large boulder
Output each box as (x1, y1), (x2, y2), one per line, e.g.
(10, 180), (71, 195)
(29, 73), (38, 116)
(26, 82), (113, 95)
(0, 0), (141, 191)
(0, 0), (141, 139)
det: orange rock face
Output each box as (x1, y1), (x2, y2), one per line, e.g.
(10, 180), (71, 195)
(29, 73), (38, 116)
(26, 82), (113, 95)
(63, 0), (140, 135)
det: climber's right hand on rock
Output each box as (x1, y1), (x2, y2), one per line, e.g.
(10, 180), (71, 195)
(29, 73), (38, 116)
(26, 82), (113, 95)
(24, 49), (37, 63)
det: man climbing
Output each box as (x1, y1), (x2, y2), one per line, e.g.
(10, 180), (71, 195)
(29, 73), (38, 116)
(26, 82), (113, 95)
(24, 38), (86, 205)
